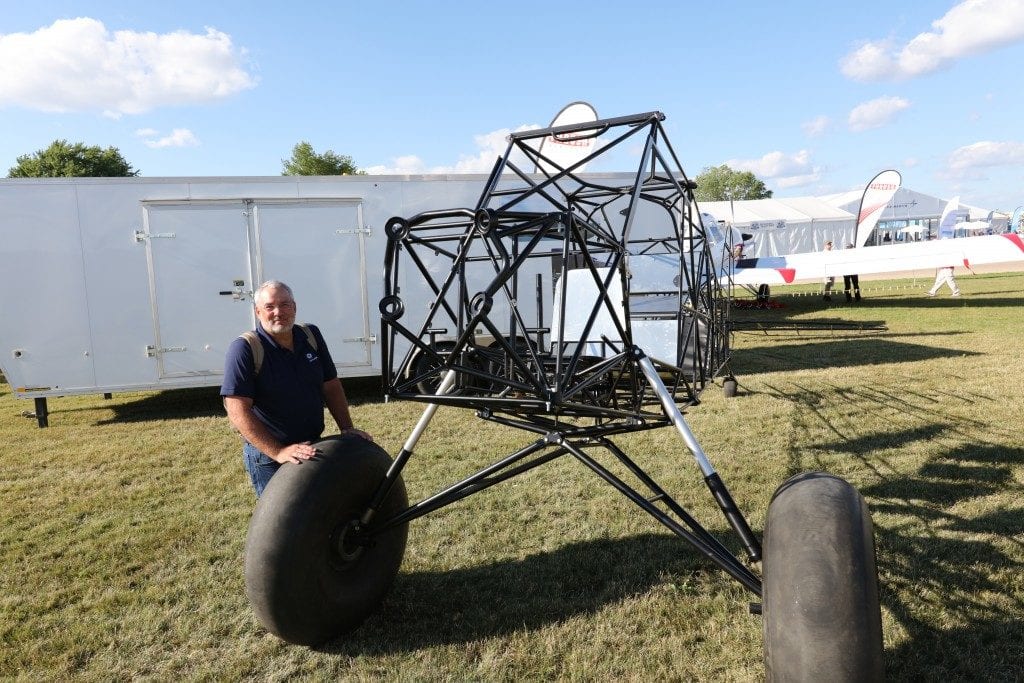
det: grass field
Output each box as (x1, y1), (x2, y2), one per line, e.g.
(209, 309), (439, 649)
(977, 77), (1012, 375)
(2, 272), (1023, 680)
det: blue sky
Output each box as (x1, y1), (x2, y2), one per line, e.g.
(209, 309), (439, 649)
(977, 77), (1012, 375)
(2, 0), (1023, 212)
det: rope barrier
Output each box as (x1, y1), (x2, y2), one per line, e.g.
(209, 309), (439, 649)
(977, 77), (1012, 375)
(734, 280), (932, 300)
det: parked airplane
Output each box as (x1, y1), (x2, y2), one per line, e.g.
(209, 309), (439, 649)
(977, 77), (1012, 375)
(730, 188), (1024, 289)
(731, 231), (1024, 287)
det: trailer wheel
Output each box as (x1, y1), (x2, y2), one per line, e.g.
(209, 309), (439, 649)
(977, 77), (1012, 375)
(762, 472), (884, 681)
(484, 336), (535, 381)
(408, 342), (456, 395)
(244, 435), (408, 646)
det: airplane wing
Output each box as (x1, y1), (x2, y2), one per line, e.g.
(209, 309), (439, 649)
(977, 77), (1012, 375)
(732, 233), (1024, 286)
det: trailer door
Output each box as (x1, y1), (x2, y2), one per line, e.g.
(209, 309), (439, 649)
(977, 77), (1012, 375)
(253, 199), (373, 371)
(142, 201), (255, 379)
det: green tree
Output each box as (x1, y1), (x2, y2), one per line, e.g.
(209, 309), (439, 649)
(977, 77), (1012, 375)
(282, 141), (362, 176)
(8, 140), (138, 177)
(693, 164), (772, 202)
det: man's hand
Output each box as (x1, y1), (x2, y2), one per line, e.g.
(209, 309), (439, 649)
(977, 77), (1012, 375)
(274, 441), (318, 464)
(343, 427), (374, 442)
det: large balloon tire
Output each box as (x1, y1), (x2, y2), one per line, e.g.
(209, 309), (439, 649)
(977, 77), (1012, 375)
(244, 435), (408, 646)
(762, 472), (884, 681)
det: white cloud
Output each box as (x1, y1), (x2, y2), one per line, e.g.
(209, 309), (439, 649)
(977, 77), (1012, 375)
(138, 128), (201, 149)
(0, 17), (257, 115)
(801, 115), (830, 138)
(848, 96), (910, 132)
(726, 149), (812, 178)
(948, 140), (1024, 171)
(840, 0), (1024, 81)
(452, 127), (529, 173)
(840, 40), (895, 82)
(361, 154), (430, 175)
(724, 150), (821, 188)
(365, 125), (540, 175)
(773, 173), (823, 190)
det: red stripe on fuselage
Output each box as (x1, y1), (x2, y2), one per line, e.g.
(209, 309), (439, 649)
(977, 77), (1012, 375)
(779, 268), (796, 283)
(1002, 233), (1024, 252)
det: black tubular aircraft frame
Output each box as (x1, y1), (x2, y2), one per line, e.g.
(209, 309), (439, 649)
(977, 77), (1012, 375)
(362, 111), (762, 595)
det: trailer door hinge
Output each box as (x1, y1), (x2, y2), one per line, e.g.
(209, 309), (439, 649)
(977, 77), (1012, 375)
(134, 230), (176, 242)
(336, 227), (372, 236)
(342, 335), (377, 343)
(146, 345), (187, 357)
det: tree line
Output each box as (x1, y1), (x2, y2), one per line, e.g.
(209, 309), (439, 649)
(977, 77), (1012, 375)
(6, 140), (360, 179)
(6, 140), (770, 201)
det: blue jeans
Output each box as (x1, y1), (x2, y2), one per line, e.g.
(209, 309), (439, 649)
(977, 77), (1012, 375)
(243, 442), (281, 497)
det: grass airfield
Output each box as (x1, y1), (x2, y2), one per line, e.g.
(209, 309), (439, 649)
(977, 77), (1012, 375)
(1, 271), (1022, 679)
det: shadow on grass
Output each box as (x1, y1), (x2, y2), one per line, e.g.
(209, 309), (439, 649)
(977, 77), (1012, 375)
(92, 377), (387, 425)
(319, 532), (719, 655)
(730, 288), (1021, 339)
(738, 293), (1023, 315)
(311, 438), (1024, 674)
(861, 442), (1024, 677)
(886, 618), (1024, 679)
(731, 316), (891, 332)
(851, 296), (1024, 309)
(733, 338), (978, 375)
(92, 386), (226, 424)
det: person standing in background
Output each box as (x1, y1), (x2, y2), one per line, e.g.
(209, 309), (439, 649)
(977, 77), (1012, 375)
(822, 241), (835, 301)
(926, 266), (961, 298)
(843, 243), (861, 302)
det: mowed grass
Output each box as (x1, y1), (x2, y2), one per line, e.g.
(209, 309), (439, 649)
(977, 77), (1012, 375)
(1, 272), (1023, 680)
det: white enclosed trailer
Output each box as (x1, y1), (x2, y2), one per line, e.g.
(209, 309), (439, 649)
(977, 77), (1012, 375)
(0, 173), (562, 425)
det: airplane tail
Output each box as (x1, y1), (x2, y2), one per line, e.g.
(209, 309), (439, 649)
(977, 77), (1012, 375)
(854, 170), (901, 247)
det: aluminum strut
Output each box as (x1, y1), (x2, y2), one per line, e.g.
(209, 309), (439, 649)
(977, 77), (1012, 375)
(635, 350), (762, 562)
(361, 369), (458, 525)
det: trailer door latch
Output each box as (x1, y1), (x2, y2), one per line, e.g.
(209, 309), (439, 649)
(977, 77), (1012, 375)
(146, 345), (187, 357)
(134, 230), (176, 242)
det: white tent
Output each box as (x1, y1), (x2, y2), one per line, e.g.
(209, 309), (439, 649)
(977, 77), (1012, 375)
(820, 187), (1010, 235)
(701, 186), (1007, 256)
(819, 187), (949, 222)
(700, 197), (855, 257)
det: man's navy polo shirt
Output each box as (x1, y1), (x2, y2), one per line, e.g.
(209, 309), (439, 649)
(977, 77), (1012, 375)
(221, 323), (338, 444)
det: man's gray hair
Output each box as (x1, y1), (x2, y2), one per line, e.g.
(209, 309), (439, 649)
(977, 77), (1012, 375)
(254, 280), (294, 305)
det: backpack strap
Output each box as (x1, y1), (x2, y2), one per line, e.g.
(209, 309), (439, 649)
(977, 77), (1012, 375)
(297, 323), (318, 352)
(239, 331), (264, 375)
(238, 324), (317, 376)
